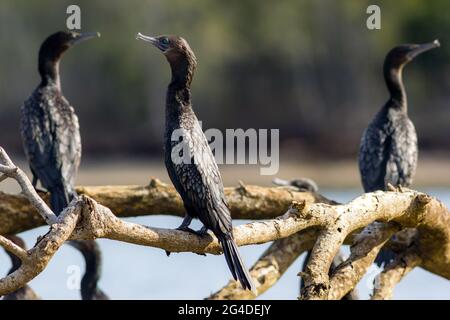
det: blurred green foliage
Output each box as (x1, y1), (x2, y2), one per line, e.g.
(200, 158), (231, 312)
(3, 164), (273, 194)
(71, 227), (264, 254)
(0, 0), (448, 159)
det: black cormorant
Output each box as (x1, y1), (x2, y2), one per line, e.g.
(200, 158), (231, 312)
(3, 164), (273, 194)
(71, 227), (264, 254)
(358, 40), (440, 265)
(20, 31), (99, 215)
(137, 33), (255, 291)
(2, 235), (40, 300)
(69, 240), (109, 300)
(20, 31), (105, 289)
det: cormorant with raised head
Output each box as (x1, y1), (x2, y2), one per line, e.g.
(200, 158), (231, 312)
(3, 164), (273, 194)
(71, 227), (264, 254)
(358, 40), (440, 265)
(69, 240), (109, 300)
(137, 33), (255, 291)
(2, 235), (40, 300)
(21, 31), (99, 215)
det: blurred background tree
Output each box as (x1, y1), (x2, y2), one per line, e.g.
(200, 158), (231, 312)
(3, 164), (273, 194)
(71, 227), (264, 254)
(0, 0), (448, 161)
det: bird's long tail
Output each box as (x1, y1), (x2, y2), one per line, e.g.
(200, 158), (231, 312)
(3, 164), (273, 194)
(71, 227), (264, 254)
(49, 185), (70, 216)
(220, 235), (255, 292)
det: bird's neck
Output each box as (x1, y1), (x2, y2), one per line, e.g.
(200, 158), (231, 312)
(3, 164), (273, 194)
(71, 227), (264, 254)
(166, 56), (196, 111)
(384, 64), (407, 111)
(80, 250), (101, 300)
(38, 53), (62, 90)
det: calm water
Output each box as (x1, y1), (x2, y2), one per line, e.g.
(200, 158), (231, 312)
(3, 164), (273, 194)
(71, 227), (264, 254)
(1, 188), (449, 300)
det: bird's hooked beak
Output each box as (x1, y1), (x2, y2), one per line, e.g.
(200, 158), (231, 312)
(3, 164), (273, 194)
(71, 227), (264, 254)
(407, 40), (440, 60)
(70, 32), (101, 45)
(136, 33), (165, 51)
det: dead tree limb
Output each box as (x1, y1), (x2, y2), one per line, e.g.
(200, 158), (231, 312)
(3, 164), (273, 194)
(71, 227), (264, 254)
(371, 248), (421, 300)
(208, 228), (320, 299)
(0, 147), (448, 299)
(0, 182), (333, 235)
(324, 222), (400, 300)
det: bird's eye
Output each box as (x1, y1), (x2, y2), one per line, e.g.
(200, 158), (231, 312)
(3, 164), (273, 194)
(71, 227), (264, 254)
(161, 37), (169, 45)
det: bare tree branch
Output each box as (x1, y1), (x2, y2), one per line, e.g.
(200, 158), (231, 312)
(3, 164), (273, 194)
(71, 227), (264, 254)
(0, 182), (333, 235)
(0, 147), (449, 299)
(2, 235), (41, 300)
(298, 190), (450, 300)
(0, 202), (81, 295)
(371, 248), (421, 300)
(208, 228), (320, 299)
(324, 222), (400, 300)
(0, 235), (28, 261)
(0, 147), (56, 225)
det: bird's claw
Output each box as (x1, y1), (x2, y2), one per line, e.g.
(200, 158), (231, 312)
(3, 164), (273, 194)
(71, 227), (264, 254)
(176, 226), (208, 238)
(176, 226), (198, 235)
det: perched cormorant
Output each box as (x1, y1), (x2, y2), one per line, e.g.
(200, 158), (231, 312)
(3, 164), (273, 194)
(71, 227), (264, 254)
(358, 40), (440, 266)
(273, 177), (319, 192)
(137, 33), (255, 291)
(20, 31), (99, 215)
(2, 236), (40, 300)
(20, 31), (105, 290)
(69, 240), (109, 300)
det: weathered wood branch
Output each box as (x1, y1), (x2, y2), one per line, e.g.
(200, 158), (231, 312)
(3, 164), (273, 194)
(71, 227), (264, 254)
(325, 222), (400, 300)
(0, 202), (80, 295)
(0, 182), (333, 235)
(0, 147), (449, 299)
(371, 248), (421, 300)
(208, 228), (320, 300)
(2, 235), (41, 300)
(298, 190), (450, 300)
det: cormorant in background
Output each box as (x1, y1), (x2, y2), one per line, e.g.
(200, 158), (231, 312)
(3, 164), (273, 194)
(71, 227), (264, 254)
(69, 240), (109, 300)
(20, 31), (105, 297)
(137, 33), (255, 291)
(358, 40), (440, 266)
(2, 235), (40, 300)
(21, 31), (99, 215)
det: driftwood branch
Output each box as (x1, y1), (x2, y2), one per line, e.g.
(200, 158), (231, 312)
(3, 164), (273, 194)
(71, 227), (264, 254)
(0, 181), (333, 235)
(0, 147), (449, 299)
(2, 235), (41, 300)
(371, 248), (421, 300)
(208, 228), (320, 299)
(298, 190), (449, 300)
(324, 222), (400, 300)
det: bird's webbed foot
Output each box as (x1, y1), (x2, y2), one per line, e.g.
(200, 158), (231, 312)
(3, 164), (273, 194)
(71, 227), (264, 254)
(166, 215), (207, 256)
(177, 225), (208, 238)
(176, 225), (199, 235)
